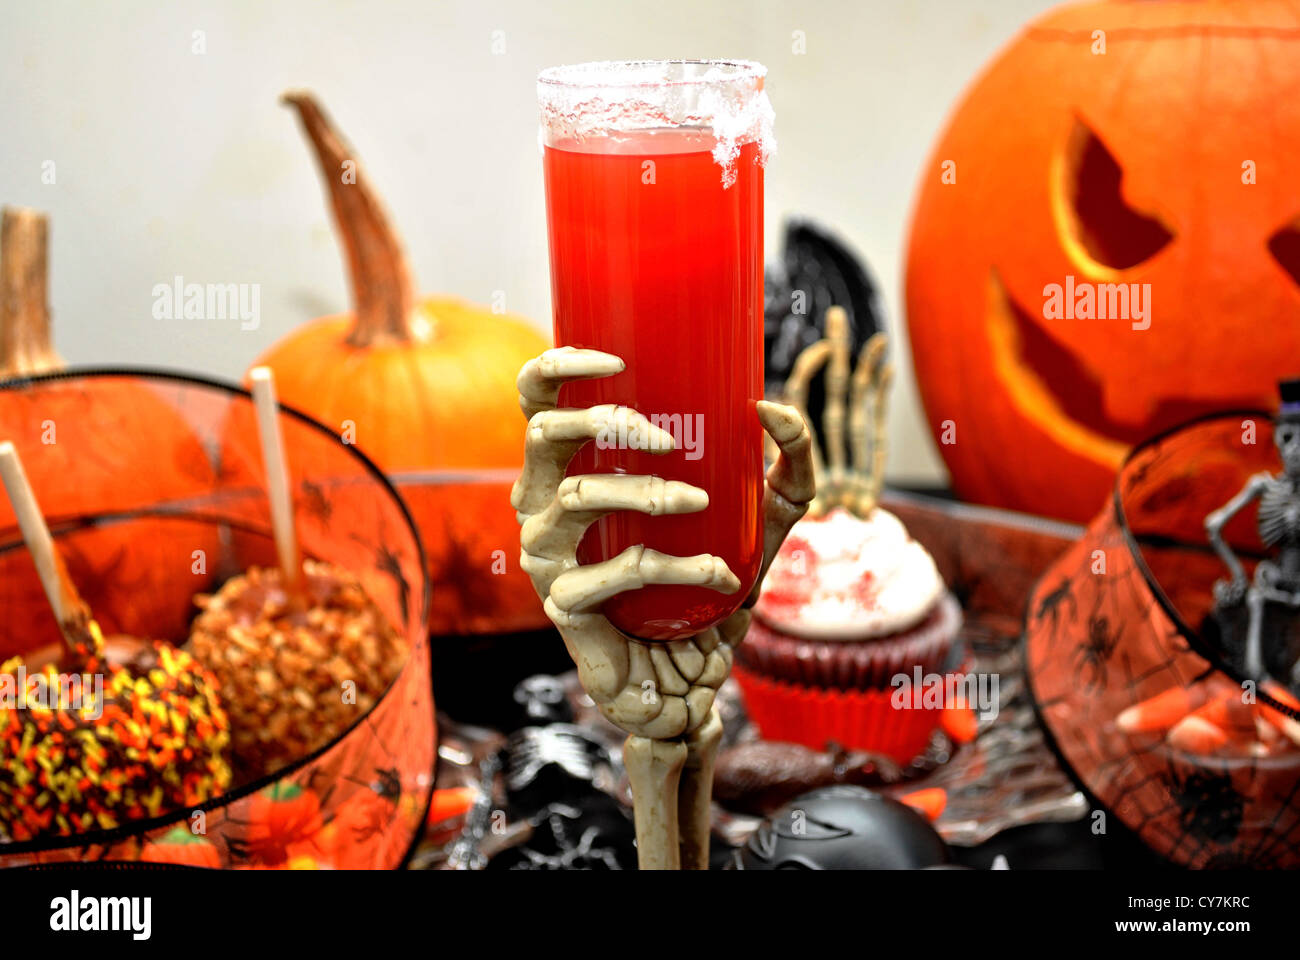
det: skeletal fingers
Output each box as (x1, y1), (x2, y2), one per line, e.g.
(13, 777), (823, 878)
(849, 331), (891, 512)
(758, 400), (815, 507)
(548, 545), (739, 613)
(556, 474), (703, 524)
(822, 306), (851, 487)
(521, 475), (708, 576)
(750, 401), (816, 605)
(783, 340), (829, 492)
(517, 347), (625, 419)
(512, 404), (675, 520)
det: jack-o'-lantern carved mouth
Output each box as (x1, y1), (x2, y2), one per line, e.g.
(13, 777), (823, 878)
(987, 274), (1263, 467)
(987, 272), (1127, 470)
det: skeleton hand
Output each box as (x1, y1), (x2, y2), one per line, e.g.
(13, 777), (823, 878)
(511, 346), (814, 739)
(510, 347), (814, 868)
(1214, 576), (1248, 608)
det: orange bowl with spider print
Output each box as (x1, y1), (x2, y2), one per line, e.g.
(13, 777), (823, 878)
(0, 371), (435, 869)
(1025, 411), (1300, 868)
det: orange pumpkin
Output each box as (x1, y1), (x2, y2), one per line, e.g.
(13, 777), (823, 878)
(247, 94), (549, 635)
(905, 0), (1300, 522)
(0, 208), (218, 658)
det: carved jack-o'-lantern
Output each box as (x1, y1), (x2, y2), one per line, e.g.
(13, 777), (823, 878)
(906, 0), (1300, 522)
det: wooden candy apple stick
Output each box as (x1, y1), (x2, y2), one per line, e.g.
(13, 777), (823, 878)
(0, 440), (88, 656)
(248, 366), (301, 592)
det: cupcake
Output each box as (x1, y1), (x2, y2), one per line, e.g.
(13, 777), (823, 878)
(736, 307), (963, 762)
(736, 507), (962, 762)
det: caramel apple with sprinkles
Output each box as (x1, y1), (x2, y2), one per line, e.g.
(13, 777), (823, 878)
(0, 442), (230, 842)
(187, 368), (406, 779)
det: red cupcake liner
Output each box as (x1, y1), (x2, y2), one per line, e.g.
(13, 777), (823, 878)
(738, 592), (961, 690)
(734, 667), (946, 764)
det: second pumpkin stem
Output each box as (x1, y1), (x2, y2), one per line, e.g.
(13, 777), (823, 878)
(282, 91), (417, 348)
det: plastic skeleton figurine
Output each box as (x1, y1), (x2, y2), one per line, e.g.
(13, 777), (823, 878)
(1206, 379), (1300, 684)
(512, 347), (815, 869)
(781, 305), (892, 517)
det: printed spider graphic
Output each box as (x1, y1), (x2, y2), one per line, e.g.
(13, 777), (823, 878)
(1166, 765), (1244, 847)
(368, 766), (402, 803)
(1070, 611), (1120, 690)
(371, 539), (411, 630)
(1034, 577), (1077, 638)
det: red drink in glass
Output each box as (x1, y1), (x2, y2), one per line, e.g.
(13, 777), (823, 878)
(539, 63), (769, 642)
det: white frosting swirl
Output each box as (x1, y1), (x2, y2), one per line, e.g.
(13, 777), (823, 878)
(754, 507), (945, 640)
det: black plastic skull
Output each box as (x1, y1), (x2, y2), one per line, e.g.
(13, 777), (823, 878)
(732, 785), (951, 870)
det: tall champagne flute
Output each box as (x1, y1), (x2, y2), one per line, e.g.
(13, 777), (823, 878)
(538, 60), (774, 641)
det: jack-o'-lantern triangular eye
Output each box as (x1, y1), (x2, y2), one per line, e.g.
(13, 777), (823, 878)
(1059, 117), (1173, 270)
(1267, 222), (1300, 289)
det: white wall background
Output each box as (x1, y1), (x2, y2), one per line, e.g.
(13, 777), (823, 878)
(0, 0), (1056, 483)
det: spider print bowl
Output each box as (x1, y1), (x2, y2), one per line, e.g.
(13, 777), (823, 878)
(1025, 411), (1300, 868)
(387, 468), (549, 638)
(0, 370), (434, 869)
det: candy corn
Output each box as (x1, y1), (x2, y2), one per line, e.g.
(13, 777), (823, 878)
(1117, 683), (1212, 734)
(1167, 694), (1256, 754)
(427, 786), (478, 826)
(899, 787), (947, 822)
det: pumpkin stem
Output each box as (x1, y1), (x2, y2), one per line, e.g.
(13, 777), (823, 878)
(0, 207), (63, 377)
(282, 91), (417, 347)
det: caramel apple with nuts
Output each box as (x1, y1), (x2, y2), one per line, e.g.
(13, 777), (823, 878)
(187, 369), (406, 780)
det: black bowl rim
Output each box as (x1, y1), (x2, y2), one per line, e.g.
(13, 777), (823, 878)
(0, 366), (435, 859)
